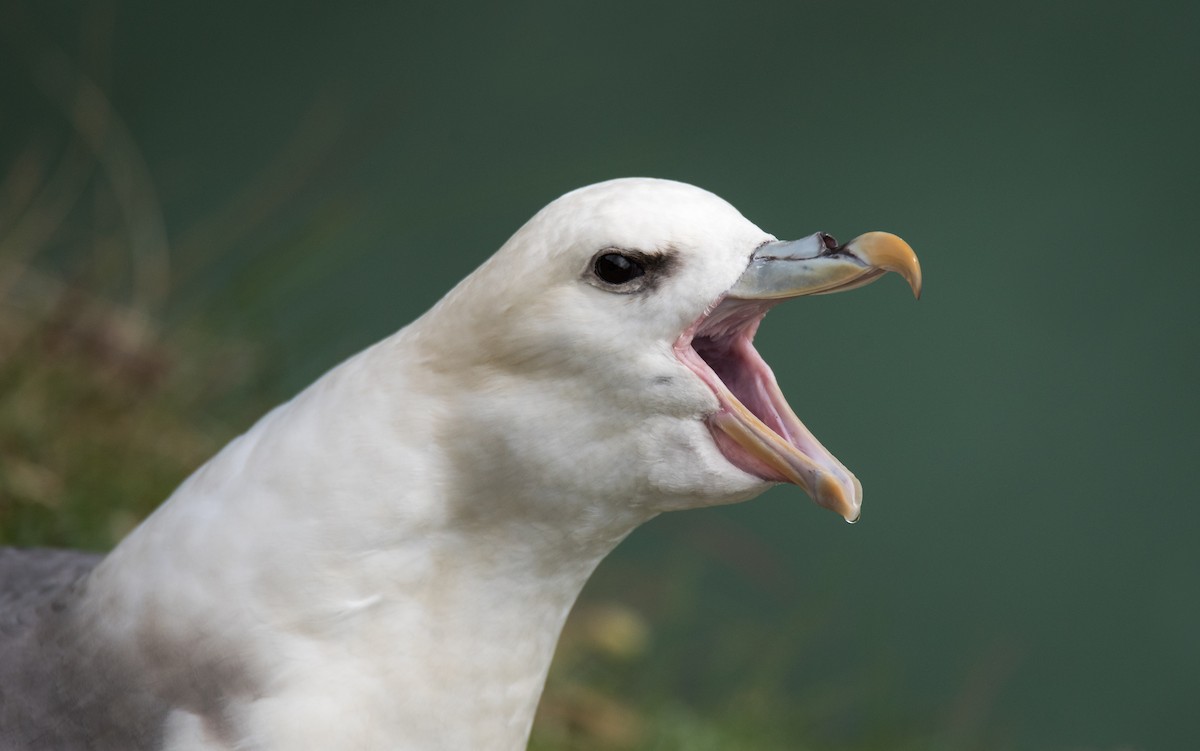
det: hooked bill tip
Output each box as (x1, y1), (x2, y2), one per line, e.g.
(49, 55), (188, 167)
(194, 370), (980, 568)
(845, 231), (923, 300)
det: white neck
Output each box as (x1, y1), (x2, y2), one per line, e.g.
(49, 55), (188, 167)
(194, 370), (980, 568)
(79, 328), (654, 750)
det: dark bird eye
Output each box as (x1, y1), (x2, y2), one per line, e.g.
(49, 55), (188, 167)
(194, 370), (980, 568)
(594, 253), (644, 285)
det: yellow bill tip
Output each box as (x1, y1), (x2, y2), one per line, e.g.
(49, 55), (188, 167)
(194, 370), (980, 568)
(845, 231), (923, 300)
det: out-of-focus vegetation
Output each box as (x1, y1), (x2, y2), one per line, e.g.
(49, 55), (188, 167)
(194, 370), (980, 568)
(535, 596), (947, 751)
(0, 34), (270, 549)
(0, 267), (261, 550)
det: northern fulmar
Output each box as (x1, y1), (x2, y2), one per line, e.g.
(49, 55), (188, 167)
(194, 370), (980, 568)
(0, 178), (921, 750)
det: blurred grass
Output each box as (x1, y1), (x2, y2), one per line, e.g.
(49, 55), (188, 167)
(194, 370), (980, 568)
(0, 270), (262, 549)
(534, 596), (942, 751)
(0, 11), (273, 549)
(0, 14), (1007, 750)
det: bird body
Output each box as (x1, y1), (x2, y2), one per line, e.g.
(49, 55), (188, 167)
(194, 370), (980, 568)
(0, 179), (920, 750)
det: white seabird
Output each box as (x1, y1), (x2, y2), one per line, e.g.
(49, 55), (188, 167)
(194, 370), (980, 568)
(0, 178), (921, 750)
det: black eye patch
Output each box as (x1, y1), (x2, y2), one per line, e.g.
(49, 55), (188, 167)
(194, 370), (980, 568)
(586, 247), (678, 293)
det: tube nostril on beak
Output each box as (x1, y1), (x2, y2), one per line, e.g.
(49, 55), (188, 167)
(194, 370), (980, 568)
(819, 232), (839, 253)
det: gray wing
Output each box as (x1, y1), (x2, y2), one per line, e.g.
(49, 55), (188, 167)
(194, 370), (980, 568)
(0, 548), (102, 637)
(0, 548), (167, 751)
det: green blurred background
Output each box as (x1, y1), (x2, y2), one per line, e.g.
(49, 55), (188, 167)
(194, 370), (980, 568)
(2, 1), (1197, 749)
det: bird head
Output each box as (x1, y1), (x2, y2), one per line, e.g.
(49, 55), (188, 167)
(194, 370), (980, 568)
(417, 178), (920, 526)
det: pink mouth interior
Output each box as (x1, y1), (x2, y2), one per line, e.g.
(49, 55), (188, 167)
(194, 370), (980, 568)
(673, 298), (828, 484)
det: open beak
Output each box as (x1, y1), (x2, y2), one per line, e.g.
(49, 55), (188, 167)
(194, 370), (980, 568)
(676, 231), (921, 522)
